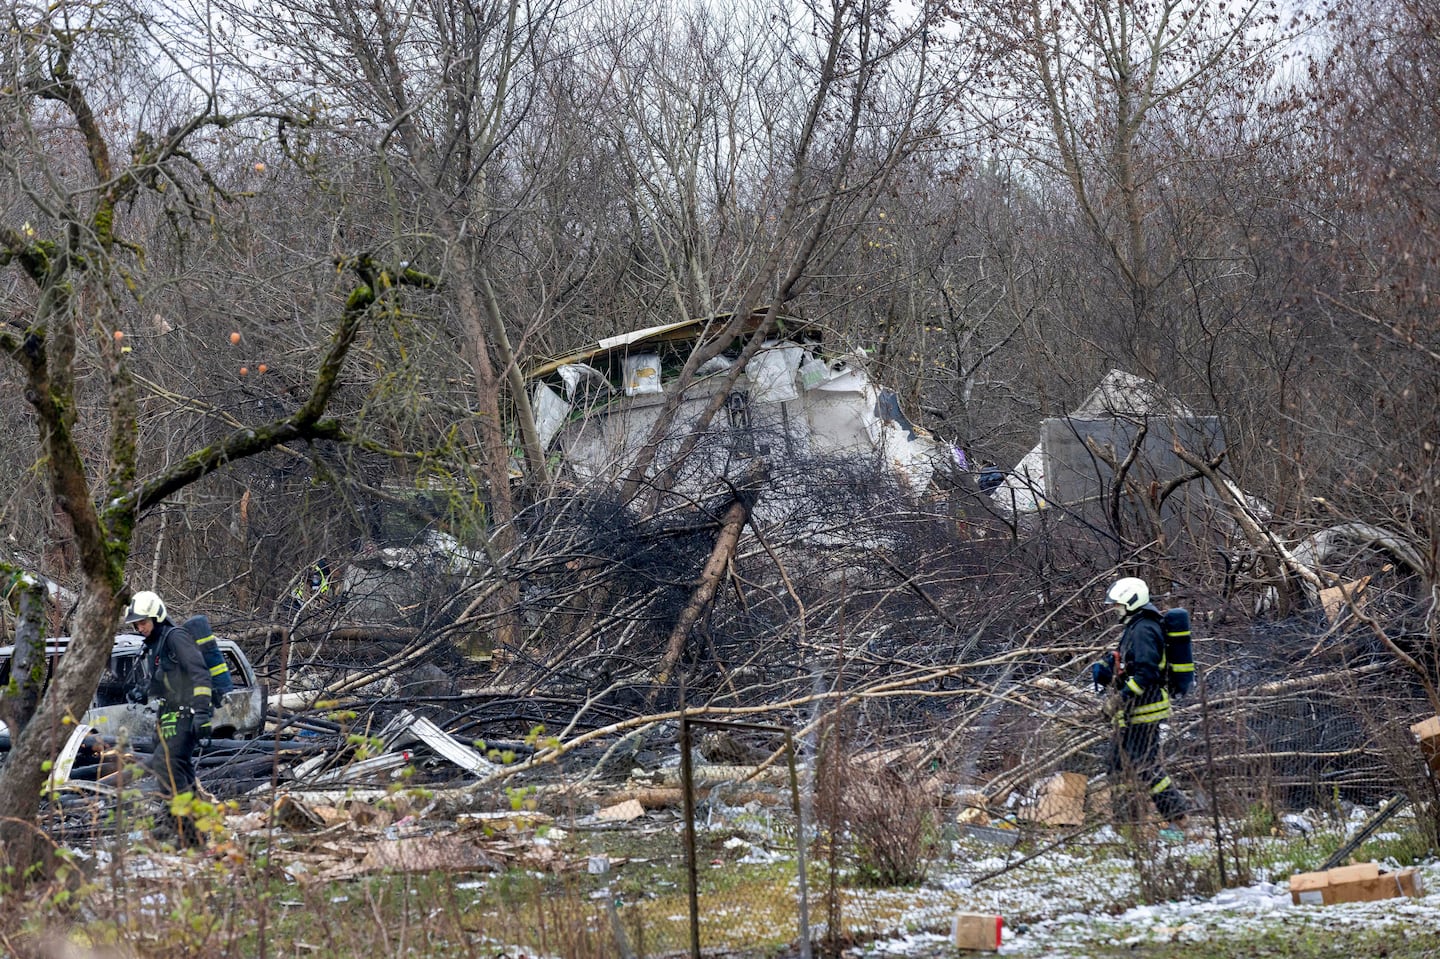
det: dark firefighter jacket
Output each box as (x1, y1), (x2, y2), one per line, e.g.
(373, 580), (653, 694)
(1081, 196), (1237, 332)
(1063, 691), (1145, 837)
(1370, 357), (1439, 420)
(143, 619), (214, 722)
(1113, 604), (1170, 727)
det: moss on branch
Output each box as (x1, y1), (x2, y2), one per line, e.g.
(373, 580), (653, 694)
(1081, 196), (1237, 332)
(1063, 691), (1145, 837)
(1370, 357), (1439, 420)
(109, 257), (436, 523)
(0, 231), (58, 283)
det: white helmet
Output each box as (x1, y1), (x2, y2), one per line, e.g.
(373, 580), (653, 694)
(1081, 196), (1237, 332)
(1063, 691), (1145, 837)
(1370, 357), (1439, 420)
(124, 590), (167, 624)
(1106, 577), (1149, 616)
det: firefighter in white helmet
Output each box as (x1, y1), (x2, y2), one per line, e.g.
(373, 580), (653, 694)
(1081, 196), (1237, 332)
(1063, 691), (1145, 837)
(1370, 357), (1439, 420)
(1092, 576), (1188, 838)
(123, 590), (212, 803)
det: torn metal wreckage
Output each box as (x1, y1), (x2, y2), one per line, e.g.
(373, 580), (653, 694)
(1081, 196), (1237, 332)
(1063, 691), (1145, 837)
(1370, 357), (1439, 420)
(525, 312), (946, 504)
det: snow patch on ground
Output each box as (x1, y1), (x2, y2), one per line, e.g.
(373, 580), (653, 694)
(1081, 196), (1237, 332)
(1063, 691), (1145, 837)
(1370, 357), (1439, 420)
(857, 840), (1440, 958)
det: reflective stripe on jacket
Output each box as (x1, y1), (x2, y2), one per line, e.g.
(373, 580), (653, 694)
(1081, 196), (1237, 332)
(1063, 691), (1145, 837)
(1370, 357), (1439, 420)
(1114, 605), (1170, 727)
(292, 564), (331, 601)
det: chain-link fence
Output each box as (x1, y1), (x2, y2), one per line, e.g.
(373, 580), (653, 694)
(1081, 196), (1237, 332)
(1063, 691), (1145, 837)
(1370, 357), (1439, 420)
(676, 716), (810, 959)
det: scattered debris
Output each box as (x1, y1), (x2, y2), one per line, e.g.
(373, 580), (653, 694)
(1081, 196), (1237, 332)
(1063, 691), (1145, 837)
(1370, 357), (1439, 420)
(384, 709), (497, 776)
(1288, 862), (1423, 905)
(270, 794), (329, 830)
(357, 835), (500, 875)
(951, 912), (1003, 952)
(458, 810), (555, 834)
(1019, 772), (1087, 828)
(596, 798), (646, 823)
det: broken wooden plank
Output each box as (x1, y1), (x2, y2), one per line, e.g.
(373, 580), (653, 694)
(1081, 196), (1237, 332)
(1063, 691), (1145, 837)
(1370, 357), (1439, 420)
(357, 835), (501, 874)
(596, 798), (645, 822)
(655, 763), (790, 786)
(603, 786), (684, 809)
(1290, 863), (1423, 904)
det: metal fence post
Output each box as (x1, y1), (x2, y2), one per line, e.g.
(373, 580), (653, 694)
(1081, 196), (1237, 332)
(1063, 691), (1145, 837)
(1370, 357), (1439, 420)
(1198, 672), (1228, 887)
(680, 711), (701, 959)
(786, 729), (812, 959)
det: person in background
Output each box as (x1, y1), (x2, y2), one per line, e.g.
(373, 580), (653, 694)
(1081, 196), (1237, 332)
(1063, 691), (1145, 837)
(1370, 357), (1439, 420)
(290, 558), (332, 608)
(123, 590), (212, 802)
(1092, 576), (1189, 841)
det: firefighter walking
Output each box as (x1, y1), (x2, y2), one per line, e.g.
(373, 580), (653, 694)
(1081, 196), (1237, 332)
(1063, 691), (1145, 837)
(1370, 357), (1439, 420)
(123, 590), (213, 800)
(1092, 576), (1189, 838)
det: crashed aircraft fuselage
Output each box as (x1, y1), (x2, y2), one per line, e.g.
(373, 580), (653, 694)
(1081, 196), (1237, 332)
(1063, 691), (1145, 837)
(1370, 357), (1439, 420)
(528, 318), (940, 503)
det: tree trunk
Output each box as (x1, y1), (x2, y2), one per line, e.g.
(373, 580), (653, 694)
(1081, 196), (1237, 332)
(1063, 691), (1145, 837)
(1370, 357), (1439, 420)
(0, 570), (47, 736)
(655, 492), (755, 688)
(0, 585), (122, 872)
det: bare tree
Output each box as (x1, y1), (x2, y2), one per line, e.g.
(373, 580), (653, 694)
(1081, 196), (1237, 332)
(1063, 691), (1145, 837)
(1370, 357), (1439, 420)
(589, 0), (950, 507)
(0, 0), (432, 877)
(222, 0), (578, 506)
(963, 0), (1302, 379)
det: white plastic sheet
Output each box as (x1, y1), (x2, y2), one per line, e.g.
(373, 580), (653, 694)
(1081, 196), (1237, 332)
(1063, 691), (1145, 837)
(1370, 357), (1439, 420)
(556, 362), (610, 401)
(799, 354), (831, 390)
(696, 355), (734, 376)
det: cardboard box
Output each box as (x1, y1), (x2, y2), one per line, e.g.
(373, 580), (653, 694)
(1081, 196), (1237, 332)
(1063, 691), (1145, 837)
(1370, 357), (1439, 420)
(1289, 863), (1423, 905)
(1412, 716), (1440, 741)
(952, 912), (1003, 951)
(1330, 869), (1423, 903)
(1288, 869), (1330, 906)
(1021, 771), (1087, 826)
(1411, 716), (1440, 775)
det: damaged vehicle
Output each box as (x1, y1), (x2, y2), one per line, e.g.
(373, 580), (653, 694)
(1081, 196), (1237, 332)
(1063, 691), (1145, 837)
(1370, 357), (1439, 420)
(0, 633), (265, 742)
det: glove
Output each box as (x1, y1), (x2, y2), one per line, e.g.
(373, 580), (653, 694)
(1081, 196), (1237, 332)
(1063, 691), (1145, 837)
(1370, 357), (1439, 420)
(126, 684), (148, 705)
(1100, 693), (1123, 721)
(1091, 661), (1113, 688)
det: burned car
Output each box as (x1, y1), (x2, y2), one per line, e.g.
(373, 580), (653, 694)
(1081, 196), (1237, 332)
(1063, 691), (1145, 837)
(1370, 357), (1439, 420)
(0, 633), (265, 741)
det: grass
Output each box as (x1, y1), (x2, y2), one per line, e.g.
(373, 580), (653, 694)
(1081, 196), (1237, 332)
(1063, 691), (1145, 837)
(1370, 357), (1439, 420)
(1358, 827), (1434, 867)
(1083, 925), (1440, 958)
(3, 805), (1435, 959)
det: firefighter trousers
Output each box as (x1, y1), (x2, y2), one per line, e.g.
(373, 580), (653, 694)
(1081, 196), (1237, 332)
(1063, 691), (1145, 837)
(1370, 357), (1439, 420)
(1108, 720), (1187, 823)
(145, 709), (201, 798)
